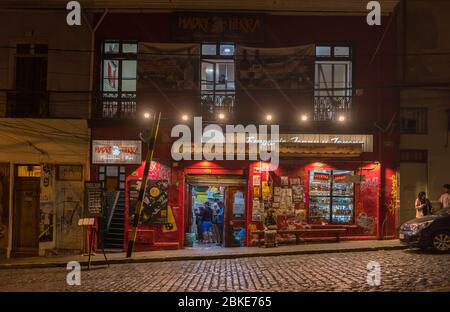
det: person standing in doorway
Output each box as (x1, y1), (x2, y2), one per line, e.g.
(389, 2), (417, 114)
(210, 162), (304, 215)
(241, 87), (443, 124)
(216, 201), (225, 246)
(439, 184), (450, 210)
(201, 202), (213, 243)
(195, 207), (204, 243)
(415, 191), (432, 218)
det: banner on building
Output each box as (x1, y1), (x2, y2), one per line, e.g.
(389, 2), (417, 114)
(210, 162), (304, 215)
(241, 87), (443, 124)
(138, 43), (199, 91)
(236, 44), (315, 90)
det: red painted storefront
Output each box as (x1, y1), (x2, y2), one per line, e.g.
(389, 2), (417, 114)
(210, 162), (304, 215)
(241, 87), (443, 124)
(90, 124), (398, 251)
(90, 11), (399, 251)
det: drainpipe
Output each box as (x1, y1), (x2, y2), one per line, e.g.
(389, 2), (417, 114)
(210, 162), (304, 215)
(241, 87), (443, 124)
(83, 8), (108, 120)
(7, 163), (13, 259)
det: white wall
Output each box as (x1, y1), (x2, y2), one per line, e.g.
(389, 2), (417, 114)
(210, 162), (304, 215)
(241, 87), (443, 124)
(399, 163), (427, 224)
(400, 89), (450, 206)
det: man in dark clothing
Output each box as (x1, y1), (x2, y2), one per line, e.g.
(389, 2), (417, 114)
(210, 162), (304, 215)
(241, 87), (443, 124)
(195, 207), (204, 242)
(215, 201), (225, 245)
(201, 202), (213, 243)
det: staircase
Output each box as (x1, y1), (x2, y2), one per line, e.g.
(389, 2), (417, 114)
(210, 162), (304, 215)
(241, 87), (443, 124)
(103, 191), (125, 250)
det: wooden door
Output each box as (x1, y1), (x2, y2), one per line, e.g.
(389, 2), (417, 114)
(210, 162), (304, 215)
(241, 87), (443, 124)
(13, 178), (40, 256)
(224, 186), (246, 247)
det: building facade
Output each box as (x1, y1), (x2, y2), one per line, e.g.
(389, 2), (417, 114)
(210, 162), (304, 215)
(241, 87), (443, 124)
(0, 1), (402, 256)
(398, 0), (450, 225)
(0, 8), (93, 258)
(89, 7), (399, 251)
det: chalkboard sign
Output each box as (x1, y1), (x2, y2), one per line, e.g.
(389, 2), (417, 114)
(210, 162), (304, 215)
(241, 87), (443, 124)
(85, 182), (103, 217)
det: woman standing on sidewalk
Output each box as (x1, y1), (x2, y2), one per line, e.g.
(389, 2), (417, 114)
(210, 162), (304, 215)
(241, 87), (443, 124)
(415, 191), (432, 218)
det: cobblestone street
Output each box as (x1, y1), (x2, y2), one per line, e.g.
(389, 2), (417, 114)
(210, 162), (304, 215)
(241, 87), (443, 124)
(0, 249), (449, 292)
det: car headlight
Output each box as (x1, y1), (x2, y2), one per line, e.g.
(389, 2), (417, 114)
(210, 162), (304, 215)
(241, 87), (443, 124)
(410, 220), (434, 233)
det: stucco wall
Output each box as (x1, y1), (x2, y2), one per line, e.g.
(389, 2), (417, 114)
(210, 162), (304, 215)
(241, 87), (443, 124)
(0, 10), (92, 118)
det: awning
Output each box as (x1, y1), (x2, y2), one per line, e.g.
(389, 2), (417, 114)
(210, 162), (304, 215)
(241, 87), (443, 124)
(0, 118), (90, 164)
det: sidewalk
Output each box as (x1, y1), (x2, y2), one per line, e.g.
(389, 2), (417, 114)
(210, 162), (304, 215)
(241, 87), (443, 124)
(0, 239), (406, 269)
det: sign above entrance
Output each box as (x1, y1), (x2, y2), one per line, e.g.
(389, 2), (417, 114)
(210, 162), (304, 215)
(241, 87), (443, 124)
(277, 134), (374, 152)
(92, 140), (142, 164)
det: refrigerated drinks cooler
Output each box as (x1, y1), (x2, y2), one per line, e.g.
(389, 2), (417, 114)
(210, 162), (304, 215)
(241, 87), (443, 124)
(308, 170), (354, 224)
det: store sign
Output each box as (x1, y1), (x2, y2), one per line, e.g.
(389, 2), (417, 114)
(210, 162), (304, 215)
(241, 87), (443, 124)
(172, 13), (264, 43)
(334, 174), (348, 182)
(92, 140), (142, 164)
(314, 173), (330, 181)
(263, 134), (373, 152)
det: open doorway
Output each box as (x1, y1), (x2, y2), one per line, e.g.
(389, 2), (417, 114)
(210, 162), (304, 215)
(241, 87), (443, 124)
(185, 175), (247, 249)
(190, 185), (225, 248)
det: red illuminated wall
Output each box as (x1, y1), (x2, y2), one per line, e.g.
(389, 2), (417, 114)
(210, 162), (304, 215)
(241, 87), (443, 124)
(247, 160), (384, 245)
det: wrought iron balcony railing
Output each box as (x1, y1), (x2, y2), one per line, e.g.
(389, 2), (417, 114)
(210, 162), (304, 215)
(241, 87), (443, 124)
(6, 91), (50, 118)
(96, 92), (137, 119)
(200, 92), (235, 119)
(314, 93), (352, 121)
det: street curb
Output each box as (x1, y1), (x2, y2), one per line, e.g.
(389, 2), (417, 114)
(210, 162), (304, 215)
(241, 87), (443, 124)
(0, 245), (408, 270)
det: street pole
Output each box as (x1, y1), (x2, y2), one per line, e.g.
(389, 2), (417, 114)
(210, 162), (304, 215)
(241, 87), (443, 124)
(126, 112), (161, 258)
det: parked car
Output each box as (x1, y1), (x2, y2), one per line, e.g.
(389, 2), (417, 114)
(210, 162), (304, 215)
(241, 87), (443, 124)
(399, 208), (450, 252)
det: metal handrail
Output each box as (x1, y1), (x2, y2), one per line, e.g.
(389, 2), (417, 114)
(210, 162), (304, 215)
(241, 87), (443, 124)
(106, 191), (121, 234)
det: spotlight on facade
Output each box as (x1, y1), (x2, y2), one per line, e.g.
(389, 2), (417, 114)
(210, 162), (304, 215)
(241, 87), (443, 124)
(338, 115), (346, 122)
(143, 112), (151, 119)
(218, 113), (225, 120)
(266, 114), (273, 122)
(301, 114), (308, 122)
(181, 114), (189, 121)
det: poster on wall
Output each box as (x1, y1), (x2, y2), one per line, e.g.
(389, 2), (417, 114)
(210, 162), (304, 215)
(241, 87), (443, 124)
(40, 164), (54, 203)
(138, 43), (199, 91)
(58, 165), (83, 181)
(39, 203), (54, 242)
(128, 179), (169, 225)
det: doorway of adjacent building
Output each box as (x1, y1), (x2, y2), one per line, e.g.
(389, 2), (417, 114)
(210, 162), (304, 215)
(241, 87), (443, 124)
(12, 165), (41, 257)
(185, 175), (247, 249)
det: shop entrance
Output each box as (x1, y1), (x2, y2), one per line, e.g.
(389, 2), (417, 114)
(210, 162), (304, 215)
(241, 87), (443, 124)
(12, 165), (41, 257)
(185, 175), (246, 248)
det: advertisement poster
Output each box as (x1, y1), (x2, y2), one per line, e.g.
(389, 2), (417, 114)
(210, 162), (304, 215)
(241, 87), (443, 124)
(128, 179), (169, 224)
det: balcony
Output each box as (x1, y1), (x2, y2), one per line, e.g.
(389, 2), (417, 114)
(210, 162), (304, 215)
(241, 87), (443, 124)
(201, 92), (235, 120)
(6, 91), (49, 118)
(314, 93), (352, 121)
(96, 92), (137, 119)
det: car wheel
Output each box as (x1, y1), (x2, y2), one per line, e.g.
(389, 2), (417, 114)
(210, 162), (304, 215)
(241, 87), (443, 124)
(432, 232), (450, 252)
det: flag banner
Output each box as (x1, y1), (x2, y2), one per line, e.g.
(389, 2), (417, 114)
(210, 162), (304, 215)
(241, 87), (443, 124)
(138, 43), (199, 91)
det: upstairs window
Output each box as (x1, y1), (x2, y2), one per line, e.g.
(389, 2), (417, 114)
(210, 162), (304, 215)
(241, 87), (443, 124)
(100, 41), (138, 119)
(200, 43), (236, 117)
(400, 108), (428, 134)
(314, 45), (352, 121)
